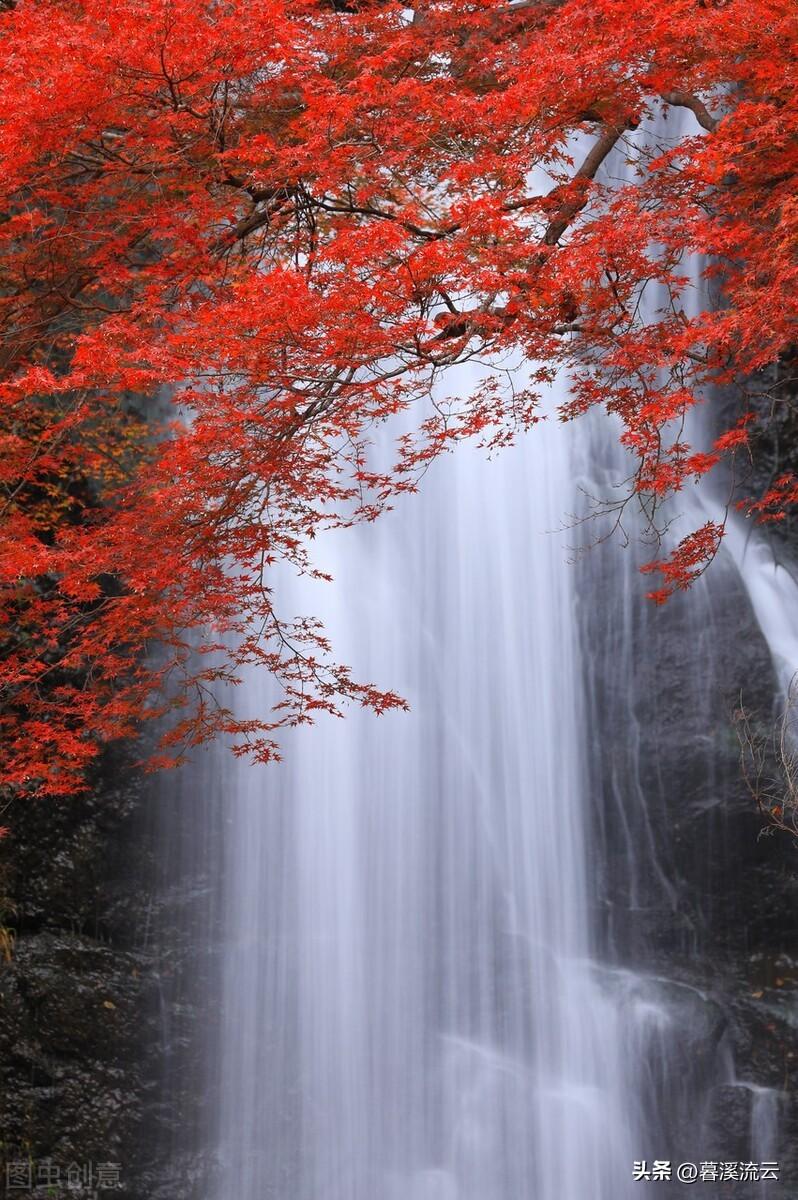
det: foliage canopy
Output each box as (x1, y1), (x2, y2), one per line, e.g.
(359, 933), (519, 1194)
(1, 0), (796, 794)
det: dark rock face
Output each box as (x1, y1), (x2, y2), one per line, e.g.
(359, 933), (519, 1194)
(0, 934), (145, 1172)
(0, 735), (224, 1200)
(0, 759), (171, 1199)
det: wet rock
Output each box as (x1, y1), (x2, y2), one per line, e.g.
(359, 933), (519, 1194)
(0, 754), (165, 1199)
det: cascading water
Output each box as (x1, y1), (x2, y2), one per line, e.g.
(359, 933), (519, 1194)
(209, 382), (642, 1200)
(706, 510), (798, 704)
(158, 109), (796, 1200)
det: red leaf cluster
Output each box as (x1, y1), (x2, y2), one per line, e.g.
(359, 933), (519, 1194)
(1, 0), (796, 793)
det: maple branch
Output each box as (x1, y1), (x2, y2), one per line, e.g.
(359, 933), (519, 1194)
(421, 122), (635, 345)
(429, 123), (637, 339)
(544, 123), (630, 245)
(314, 196), (456, 241)
(213, 190), (296, 250)
(660, 90), (718, 133)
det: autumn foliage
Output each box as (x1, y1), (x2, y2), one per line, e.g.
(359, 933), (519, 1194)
(0, 0), (796, 795)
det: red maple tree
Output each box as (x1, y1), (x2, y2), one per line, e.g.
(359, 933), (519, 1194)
(1, 0), (796, 795)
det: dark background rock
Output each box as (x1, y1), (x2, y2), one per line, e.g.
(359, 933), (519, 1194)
(0, 751), (186, 1199)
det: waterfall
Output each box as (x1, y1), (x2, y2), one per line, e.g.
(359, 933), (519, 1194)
(707, 512), (798, 704)
(154, 110), (793, 1200)
(208, 378), (643, 1200)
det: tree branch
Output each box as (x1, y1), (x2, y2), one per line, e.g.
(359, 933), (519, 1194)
(544, 123), (630, 245)
(660, 90), (718, 133)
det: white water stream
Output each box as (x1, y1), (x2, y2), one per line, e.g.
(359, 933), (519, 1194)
(210, 392), (646, 1199)
(177, 112), (796, 1200)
